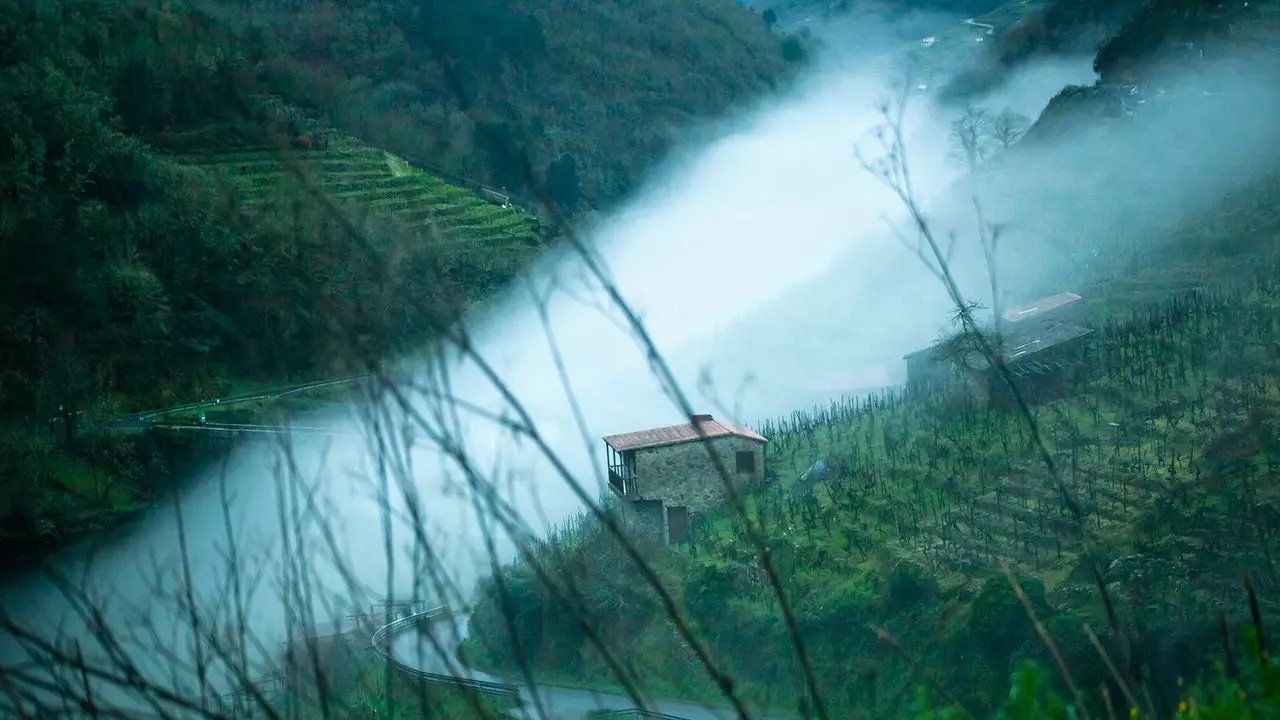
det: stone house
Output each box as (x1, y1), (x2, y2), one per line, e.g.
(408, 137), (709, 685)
(603, 414), (768, 547)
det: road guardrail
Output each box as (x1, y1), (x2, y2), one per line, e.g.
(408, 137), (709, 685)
(370, 607), (522, 702)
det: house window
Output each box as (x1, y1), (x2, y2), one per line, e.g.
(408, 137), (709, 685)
(736, 450), (756, 474)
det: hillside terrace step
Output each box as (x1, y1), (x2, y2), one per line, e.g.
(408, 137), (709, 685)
(473, 231), (543, 247)
(952, 505), (1065, 548)
(435, 212), (526, 229)
(189, 150), (377, 168)
(316, 170), (397, 182)
(394, 207), (463, 224)
(942, 533), (1061, 573)
(187, 150), (288, 164)
(985, 475), (1159, 513)
(444, 203), (525, 222)
(442, 217), (533, 235)
(460, 228), (535, 245)
(326, 185), (438, 204)
(364, 194), (426, 208)
(196, 159), (288, 175)
(312, 161), (390, 174)
(325, 176), (425, 195)
(429, 227), (537, 247)
(434, 186), (489, 203)
(967, 498), (1087, 538)
(927, 543), (988, 574)
(945, 521), (1066, 566)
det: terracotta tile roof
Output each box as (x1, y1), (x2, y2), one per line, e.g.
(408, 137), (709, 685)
(603, 415), (768, 452)
(1002, 292), (1082, 323)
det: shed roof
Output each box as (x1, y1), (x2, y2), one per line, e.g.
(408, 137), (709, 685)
(1003, 292), (1082, 323)
(603, 415), (768, 452)
(902, 318), (1094, 369)
(980, 319), (1094, 368)
(905, 292), (1084, 362)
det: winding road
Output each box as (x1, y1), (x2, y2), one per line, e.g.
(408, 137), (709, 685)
(97, 381), (793, 720)
(387, 612), (794, 720)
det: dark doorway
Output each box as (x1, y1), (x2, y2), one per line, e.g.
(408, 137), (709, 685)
(667, 506), (690, 545)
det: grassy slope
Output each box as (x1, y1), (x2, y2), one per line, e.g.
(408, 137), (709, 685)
(459, 1), (1280, 716)
(179, 134), (545, 249)
(462, 274), (1280, 716)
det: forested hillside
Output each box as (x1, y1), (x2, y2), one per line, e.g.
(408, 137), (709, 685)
(0, 0), (790, 564)
(1094, 0), (1280, 81)
(209, 0), (797, 208)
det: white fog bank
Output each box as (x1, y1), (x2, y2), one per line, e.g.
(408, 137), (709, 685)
(0, 32), (1098, 710)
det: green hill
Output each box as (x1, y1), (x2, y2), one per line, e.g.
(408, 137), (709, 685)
(0, 0), (795, 565)
(460, 1), (1280, 716)
(210, 0), (800, 208)
(463, 261), (1280, 720)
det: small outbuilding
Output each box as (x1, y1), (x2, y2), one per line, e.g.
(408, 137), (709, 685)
(603, 414), (767, 547)
(966, 318), (1095, 406)
(905, 316), (1095, 406)
(906, 291), (1094, 399)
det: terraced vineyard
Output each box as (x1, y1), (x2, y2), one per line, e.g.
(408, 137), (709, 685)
(180, 136), (545, 250)
(703, 275), (1280, 593)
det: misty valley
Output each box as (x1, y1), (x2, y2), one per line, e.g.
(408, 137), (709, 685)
(2, 0), (1280, 718)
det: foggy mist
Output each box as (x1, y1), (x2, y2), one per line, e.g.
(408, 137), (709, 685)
(9, 15), (1280, 708)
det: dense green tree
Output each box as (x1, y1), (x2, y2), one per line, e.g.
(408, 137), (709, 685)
(547, 153), (583, 212)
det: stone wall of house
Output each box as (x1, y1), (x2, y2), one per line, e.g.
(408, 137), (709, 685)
(632, 435), (766, 513)
(628, 499), (667, 546)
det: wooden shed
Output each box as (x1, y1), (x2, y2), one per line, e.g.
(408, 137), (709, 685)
(905, 317), (1096, 405)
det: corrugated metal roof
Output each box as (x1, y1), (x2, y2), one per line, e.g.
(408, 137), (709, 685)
(1003, 292), (1082, 323)
(904, 318), (1094, 371)
(904, 292), (1085, 361)
(972, 319), (1094, 368)
(603, 415), (768, 452)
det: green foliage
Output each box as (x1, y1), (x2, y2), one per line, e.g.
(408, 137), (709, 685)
(1182, 630), (1280, 719)
(780, 36), (808, 64)
(288, 661), (514, 720)
(992, 662), (1075, 720)
(886, 559), (938, 610)
(1092, 0), (1278, 80)
(467, 265), (1280, 715)
(968, 575), (1051, 660)
(546, 153), (582, 213)
(0, 0), (556, 564)
(217, 0), (795, 205)
(0, 0), (794, 562)
(905, 630), (1280, 719)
